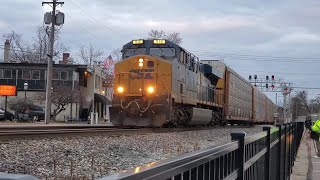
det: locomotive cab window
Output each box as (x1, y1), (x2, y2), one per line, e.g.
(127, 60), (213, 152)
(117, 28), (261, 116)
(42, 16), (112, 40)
(180, 51), (184, 63)
(123, 48), (147, 58)
(150, 48), (176, 58)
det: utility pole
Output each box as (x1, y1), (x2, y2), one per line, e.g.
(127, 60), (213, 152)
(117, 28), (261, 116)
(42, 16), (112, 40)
(42, 0), (64, 124)
(91, 63), (95, 125)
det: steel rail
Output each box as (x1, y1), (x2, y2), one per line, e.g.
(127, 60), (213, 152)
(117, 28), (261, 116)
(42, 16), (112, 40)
(0, 124), (255, 139)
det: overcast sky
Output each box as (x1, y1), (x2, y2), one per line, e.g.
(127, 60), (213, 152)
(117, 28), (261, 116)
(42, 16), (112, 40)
(1, 0), (320, 103)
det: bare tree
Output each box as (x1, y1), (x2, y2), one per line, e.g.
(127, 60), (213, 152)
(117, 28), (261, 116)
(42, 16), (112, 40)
(35, 83), (80, 120)
(147, 29), (183, 44)
(148, 29), (166, 39)
(291, 90), (311, 120)
(2, 26), (68, 63)
(166, 32), (183, 44)
(111, 48), (122, 61)
(51, 84), (80, 120)
(31, 26), (68, 63)
(8, 97), (36, 114)
(32, 26), (49, 63)
(79, 43), (104, 66)
(309, 97), (320, 114)
(3, 31), (35, 62)
(296, 90), (311, 114)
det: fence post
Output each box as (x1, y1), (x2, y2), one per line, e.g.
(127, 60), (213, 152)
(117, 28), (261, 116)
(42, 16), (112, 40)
(289, 123), (293, 175)
(263, 127), (271, 180)
(276, 124), (283, 180)
(293, 123), (297, 165)
(284, 123), (288, 179)
(231, 132), (246, 180)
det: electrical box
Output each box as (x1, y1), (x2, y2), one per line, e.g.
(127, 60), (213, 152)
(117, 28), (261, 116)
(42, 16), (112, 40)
(44, 12), (51, 25)
(55, 12), (65, 26)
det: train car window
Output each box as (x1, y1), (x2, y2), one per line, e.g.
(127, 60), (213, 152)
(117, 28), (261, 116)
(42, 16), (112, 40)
(123, 48), (147, 58)
(150, 48), (176, 58)
(186, 53), (189, 65)
(147, 61), (154, 68)
(182, 51), (185, 64)
(180, 51), (184, 63)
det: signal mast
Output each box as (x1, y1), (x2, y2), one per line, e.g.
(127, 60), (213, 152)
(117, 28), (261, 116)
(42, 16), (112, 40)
(248, 75), (293, 123)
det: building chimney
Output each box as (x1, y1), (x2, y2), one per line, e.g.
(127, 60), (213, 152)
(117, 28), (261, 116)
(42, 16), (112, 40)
(62, 53), (70, 64)
(4, 39), (10, 62)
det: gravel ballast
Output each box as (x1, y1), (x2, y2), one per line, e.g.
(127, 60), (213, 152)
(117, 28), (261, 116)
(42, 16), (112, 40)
(0, 126), (263, 179)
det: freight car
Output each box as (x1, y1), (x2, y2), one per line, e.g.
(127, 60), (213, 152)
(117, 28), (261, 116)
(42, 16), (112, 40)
(110, 39), (277, 127)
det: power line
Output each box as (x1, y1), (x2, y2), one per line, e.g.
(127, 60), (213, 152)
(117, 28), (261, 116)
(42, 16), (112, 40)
(193, 50), (320, 60)
(62, 10), (99, 40)
(291, 87), (320, 89)
(69, 0), (120, 38)
(201, 56), (320, 63)
(198, 54), (320, 63)
(237, 69), (320, 76)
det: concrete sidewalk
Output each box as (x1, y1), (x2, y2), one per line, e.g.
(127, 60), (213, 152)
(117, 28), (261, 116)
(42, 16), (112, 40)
(291, 131), (320, 180)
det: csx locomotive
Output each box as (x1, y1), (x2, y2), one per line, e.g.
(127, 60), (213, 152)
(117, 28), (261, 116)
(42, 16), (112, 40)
(110, 39), (278, 127)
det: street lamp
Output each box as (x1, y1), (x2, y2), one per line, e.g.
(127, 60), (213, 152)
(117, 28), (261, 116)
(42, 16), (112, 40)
(23, 82), (28, 102)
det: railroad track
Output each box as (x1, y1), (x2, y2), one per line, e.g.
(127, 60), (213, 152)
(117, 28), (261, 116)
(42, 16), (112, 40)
(0, 124), (255, 139)
(0, 125), (143, 139)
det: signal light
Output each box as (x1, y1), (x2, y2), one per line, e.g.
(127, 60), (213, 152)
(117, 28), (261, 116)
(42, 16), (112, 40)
(272, 75), (275, 80)
(249, 75), (252, 80)
(266, 76), (269, 81)
(271, 84), (275, 89)
(266, 84), (268, 89)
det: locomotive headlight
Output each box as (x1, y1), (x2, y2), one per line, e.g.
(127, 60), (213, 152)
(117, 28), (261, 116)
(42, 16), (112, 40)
(117, 86), (124, 93)
(147, 86), (154, 94)
(139, 62), (143, 67)
(139, 58), (144, 63)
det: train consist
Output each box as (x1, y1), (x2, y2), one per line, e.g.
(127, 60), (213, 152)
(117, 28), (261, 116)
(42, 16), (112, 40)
(110, 39), (279, 127)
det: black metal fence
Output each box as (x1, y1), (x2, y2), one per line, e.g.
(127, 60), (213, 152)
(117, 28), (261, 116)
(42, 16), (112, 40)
(100, 122), (304, 180)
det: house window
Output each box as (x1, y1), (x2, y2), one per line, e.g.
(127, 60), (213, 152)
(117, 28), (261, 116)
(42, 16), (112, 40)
(3, 69), (12, 79)
(52, 70), (59, 80)
(22, 70), (31, 79)
(60, 71), (68, 81)
(0, 69), (3, 79)
(32, 70), (40, 80)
